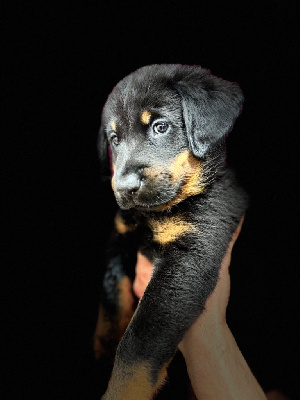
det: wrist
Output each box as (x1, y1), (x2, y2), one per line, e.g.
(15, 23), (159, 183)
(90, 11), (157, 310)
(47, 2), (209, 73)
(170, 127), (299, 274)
(179, 317), (229, 357)
(179, 321), (267, 400)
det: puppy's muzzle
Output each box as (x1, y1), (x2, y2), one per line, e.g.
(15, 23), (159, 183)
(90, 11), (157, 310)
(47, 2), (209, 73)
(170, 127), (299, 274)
(114, 163), (177, 210)
(115, 171), (142, 196)
(113, 164), (147, 209)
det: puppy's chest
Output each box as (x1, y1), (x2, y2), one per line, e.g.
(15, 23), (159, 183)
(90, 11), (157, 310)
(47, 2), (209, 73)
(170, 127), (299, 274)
(146, 214), (196, 246)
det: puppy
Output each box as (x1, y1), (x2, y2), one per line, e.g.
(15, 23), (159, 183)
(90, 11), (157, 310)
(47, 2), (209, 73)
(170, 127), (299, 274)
(95, 64), (248, 400)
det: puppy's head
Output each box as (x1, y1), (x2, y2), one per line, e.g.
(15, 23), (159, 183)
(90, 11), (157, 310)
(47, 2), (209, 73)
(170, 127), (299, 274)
(99, 64), (243, 211)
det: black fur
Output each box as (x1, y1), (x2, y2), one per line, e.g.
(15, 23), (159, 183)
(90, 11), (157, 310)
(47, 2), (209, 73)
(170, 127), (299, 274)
(96, 64), (248, 399)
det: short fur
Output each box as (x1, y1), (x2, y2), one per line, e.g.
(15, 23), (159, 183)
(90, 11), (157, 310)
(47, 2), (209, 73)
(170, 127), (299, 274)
(95, 64), (248, 400)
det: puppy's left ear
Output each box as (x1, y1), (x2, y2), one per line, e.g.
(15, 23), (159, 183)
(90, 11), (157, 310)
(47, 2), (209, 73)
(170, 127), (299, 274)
(174, 69), (244, 158)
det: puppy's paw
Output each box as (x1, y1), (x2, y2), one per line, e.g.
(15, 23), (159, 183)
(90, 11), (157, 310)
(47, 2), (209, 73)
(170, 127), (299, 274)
(101, 357), (172, 400)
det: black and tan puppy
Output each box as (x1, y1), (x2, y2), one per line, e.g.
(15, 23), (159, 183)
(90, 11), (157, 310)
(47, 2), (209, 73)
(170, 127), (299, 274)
(95, 64), (248, 399)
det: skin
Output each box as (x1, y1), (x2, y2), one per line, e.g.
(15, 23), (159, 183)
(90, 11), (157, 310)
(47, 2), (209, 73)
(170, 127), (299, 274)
(133, 217), (269, 400)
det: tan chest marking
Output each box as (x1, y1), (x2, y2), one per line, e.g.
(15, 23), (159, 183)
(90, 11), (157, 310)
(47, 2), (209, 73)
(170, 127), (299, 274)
(148, 215), (195, 245)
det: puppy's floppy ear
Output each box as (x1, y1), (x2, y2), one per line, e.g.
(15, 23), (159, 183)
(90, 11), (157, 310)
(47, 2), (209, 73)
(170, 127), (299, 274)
(174, 69), (244, 158)
(97, 124), (111, 182)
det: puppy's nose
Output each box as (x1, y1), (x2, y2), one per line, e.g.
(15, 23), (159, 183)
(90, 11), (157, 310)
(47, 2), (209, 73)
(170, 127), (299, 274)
(115, 173), (142, 195)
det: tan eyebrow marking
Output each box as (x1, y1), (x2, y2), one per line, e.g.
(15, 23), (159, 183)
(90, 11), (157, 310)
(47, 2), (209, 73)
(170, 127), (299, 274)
(141, 111), (152, 125)
(111, 121), (117, 132)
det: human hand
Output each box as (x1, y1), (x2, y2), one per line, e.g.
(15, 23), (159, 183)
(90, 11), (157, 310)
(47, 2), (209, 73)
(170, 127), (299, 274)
(132, 251), (154, 300)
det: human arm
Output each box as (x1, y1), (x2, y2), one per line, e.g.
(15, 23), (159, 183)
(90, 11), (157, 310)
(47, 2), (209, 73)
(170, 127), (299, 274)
(177, 218), (266, 399)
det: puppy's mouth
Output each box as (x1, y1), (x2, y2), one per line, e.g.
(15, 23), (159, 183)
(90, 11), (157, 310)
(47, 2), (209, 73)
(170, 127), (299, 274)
(114, 179), (182, 211)
(115, 187), (181, 211)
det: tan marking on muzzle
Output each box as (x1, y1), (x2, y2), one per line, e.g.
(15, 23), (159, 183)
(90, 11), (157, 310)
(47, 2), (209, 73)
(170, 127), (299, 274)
(170, 150), (202, 182)
(143, 166), (164, 180)
(158, 150), (205, 210)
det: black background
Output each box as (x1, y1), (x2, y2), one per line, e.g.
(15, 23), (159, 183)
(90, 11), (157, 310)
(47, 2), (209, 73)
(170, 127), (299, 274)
(3, 1), (299, 399)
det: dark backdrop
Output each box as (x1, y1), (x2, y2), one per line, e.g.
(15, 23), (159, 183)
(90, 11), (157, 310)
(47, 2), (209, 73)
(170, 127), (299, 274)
(3, 1), (299, 399)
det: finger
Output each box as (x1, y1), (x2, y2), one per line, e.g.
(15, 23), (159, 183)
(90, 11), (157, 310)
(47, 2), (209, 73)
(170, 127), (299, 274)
(231, 215), (245, 245)
(220, 215), (245, 273)
(133, 252), (154, 299)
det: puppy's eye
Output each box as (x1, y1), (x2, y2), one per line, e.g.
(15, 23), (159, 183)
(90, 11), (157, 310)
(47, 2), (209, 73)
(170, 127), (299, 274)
(153, 122), (169, 134)
(111, 133), (119, 145)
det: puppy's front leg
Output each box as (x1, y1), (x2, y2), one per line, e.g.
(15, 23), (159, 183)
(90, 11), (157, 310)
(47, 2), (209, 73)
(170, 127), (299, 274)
(102, 229), (231, 400)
